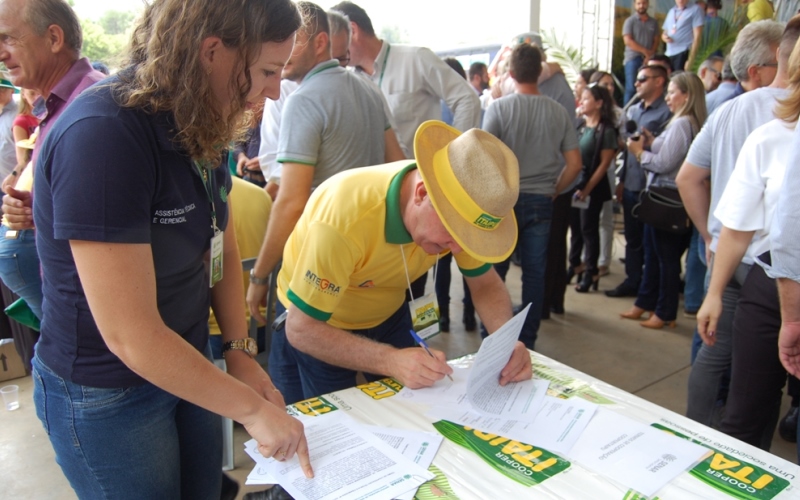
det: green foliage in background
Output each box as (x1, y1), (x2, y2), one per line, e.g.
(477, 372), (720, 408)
(541, 28), (596, 88)
(79, 10), (137, 68)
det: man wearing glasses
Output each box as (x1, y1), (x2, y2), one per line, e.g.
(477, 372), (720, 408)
(606, 64), (671, 298)
(698, 56), (725, 93)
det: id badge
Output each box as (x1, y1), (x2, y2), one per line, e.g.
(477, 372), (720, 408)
(209, 230), (224, 288)
(408, 292), (441, 341)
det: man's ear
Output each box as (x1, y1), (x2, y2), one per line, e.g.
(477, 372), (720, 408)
(314, 32), (330, 56)
(414, 179), (429, 205)
(46, 24), (65, 54)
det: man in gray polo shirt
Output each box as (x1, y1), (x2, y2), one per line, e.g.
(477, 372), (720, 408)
(247, 1), (405, 317)
(482, 43), (581, 350)
(622, 0), (660, 104)
(676, 16), (799, 428)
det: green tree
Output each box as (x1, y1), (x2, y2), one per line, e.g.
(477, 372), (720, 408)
(80, 19), (126, 67)
(99, 10), (135, 36)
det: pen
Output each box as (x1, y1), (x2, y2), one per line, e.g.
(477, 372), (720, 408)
(409, 329), (454, 381)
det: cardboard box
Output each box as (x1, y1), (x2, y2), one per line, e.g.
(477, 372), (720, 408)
(0, 339), (26, 382)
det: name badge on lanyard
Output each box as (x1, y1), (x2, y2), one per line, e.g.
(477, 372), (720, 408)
(195, 160), (224, 288)
(400, 245), (441, 341)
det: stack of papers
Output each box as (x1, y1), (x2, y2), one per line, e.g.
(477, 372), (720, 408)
(245, 411), (441, 500)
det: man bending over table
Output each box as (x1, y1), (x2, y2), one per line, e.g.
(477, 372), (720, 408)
(263, 121), (532, 404)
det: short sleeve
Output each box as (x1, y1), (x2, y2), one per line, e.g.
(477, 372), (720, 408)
(454, 251), (491, 277)
(715, 130), (767, 232)
(602, 127), (618, 150)
(561, 108), (580, 152)
(277, 93), (323, 166)
(482, 101), (502, 138)
(622, 17), (633, 36)
(44, 115), (156, 243)
(692, 6), (705, 28)
(286, 222), (358, 322)
(685, 117), (713, 169)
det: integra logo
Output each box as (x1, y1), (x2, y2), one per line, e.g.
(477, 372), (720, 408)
(304, 270), (341, 295)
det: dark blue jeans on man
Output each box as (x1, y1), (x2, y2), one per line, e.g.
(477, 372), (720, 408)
(624, 55), (644, 105)
(269, 300), (416, 405)
(635, 224), (685, 321)
(621, 188), (645, 290)
(492, 193), (553, 350)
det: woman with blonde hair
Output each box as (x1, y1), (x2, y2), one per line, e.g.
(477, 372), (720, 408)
(31, 0), (312, 497)
(694, 33), (800, 450)
(622, 71), (707, 329)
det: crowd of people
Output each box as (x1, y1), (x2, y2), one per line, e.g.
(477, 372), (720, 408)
(3, 0), (800, 498)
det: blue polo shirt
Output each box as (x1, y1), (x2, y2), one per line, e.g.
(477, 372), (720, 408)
(662, 4), (705, 56)
(34, 74), (231, 388)
(622, 95), (672, 191)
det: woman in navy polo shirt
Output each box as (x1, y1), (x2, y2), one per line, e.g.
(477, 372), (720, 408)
(31, 0), (312, 497)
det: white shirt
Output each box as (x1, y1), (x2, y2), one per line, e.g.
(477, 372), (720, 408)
(715, 118), (796, 263)
(258, 79), (299, 183)
(358, 42), (481, 157)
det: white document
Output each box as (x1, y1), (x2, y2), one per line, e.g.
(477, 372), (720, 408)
(569, 408), (710, 497)
(363, 426), (443, 500)
(397, 366), (469, 405)
(525, 395), (597, 455)
(466, 304), (545, 418)
(249, 412), (435, 500)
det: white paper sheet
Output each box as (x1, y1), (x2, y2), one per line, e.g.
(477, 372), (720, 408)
(246, 412), (434, 500)
(363, 426), (443, 500)
(396, 366), (469, 405)
(467, 304), (538, 417)
(525, 395), (597, 455)
(569, 408), (711, 497)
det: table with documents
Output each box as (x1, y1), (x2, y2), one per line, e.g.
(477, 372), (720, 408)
(249, 349), (800, 500)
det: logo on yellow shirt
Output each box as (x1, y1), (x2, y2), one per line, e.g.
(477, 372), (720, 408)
(358, 280), (375, 288)
(304, 269), (341, 295)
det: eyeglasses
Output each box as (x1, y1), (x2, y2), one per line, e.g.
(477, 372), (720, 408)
(636, 75), (654, 83)
(335, 50), (350, 65)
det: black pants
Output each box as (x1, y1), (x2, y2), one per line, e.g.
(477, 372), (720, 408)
(670, 50), (689, 72)
(542, 190), (573, 313)
(568, 194), (605, 276)
(621, 188), (645, 289)
(719, 261), (783, 450)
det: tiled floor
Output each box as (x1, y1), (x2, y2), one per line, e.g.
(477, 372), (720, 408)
(1, 227), (796, 499)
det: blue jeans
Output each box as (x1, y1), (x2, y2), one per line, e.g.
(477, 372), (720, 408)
(635, 224), (684, 321)
(624, 56), (643, 105)
(33, 351), (222, 499)
(683, 227), (706, 313)
(622, 188), (645, 290)
(269, 301), (416, 404)
(493, 193), (553, 349)
(0, 226), (43, 319)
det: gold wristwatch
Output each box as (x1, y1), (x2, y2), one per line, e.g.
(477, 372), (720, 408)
(221, 338), (257, 358)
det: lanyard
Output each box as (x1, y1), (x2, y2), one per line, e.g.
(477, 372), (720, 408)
(193, 160), (218, 233)
(303, 60), (340, 83)
(399, 244), (439, 301)
(378, 43), (392, 88)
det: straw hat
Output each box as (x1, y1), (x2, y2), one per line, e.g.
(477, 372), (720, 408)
(414, 120), (519, 263)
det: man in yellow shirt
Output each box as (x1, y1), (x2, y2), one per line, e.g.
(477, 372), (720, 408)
(262, 121), (532, 404)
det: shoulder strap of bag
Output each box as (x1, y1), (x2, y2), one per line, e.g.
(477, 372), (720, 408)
(591, 122), (606, 170)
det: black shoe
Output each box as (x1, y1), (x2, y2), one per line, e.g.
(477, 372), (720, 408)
(604, 283), (638, 298)
(779, 406), (799, 443)
(244, 485), (294, 500)
(566, 265), (585, 284)
(575, 273), (599, 293)
(550, 304), (565, 315)
(462, 312), (478, 332)
(220, 472), (239, 500)
(439, 315), (450, 332)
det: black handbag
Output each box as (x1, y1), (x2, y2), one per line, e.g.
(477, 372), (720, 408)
(633, 185), (691, 234)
